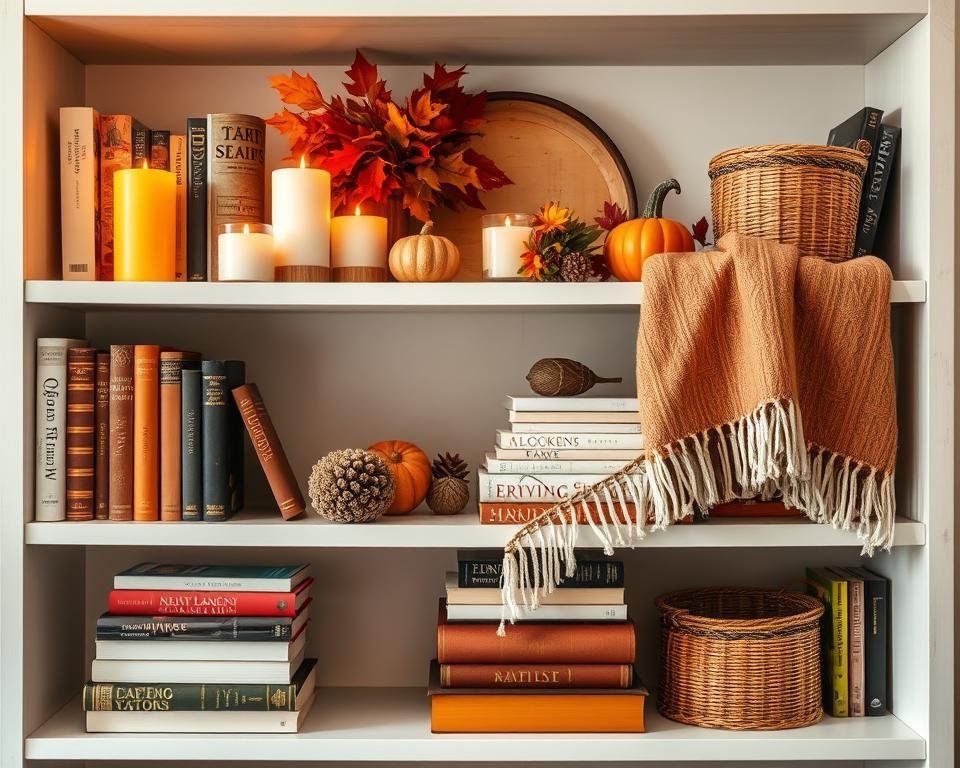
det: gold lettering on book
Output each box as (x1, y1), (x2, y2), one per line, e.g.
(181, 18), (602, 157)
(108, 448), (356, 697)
(493, 669), (562, 684)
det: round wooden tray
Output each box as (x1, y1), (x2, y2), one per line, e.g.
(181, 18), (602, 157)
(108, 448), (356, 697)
(431, 92), (637, 281)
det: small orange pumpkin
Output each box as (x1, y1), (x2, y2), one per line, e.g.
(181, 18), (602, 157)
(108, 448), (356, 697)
(604, 179), (695, 282)
(367, 440), (432, 515)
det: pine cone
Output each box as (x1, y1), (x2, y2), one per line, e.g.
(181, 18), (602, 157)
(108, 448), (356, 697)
(427, 452), (470, 515)
(559, 251), (597, 282)
(308, 448), (395, 523)
(431, 452), (469, 480)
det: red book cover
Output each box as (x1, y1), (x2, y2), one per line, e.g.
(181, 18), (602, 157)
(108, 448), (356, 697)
(108, 577), (313, 617)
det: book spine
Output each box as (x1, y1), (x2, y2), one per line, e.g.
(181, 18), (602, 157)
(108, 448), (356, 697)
(98, 115), (134, 281)
(478, 501), (632, 526)
(477, 471), (608, 503)
(108, 345), (135, 520)
(232, 384), (305, 520)
(847, 577), (865, 716)
(83, 681), (297, 712)
(207, 113), (266, 281)
(495, 448), (641, 461)
(132, 120), (150, 166)
(66, 347), (96, 521)
(160, 353), (200, 521)
(863, 576), (888, 715)
(225, 361), (246, 515)
(831, 578), (849, 717)
(149, 130), (170, 170)
(440, 664), (633, 689)
(186, 118), (208, 281)
(458, 558), (624, 589)
(854, 124), (900, 257)
(59, 107), (99, 280)
(107, 589), (299, 617)
(96, 614), (292, 641)
(202, 361), (230, 521)
(94, 352), (111, 519)
(437, 621), (636, 664)
(506, 397), (639, 412)
(511, 423), (643, 434)
(168, 134), (188, 280)
(36, 340), (82, 521)
(484, 458), (631, 474)
(133, 345), (160, 521)
(497, 432), (644, 450)
(181, 369), (203, 521)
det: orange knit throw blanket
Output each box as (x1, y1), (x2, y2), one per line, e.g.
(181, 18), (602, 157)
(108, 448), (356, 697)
(498, 233), (896, 633)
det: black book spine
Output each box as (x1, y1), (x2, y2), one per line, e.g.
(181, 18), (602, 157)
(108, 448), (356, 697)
(83, 681), (298, 712)
(862, 576), (888, 715)
(854, 124), (900, 258)
(132, 120), (150, 166)
(225, 360), (246, 515)
(181, 368), (203, 521)
(202, 360), (230, 521)
(96, 614), (292, 641)
(458, 559), (624, 588)
(186, 117), (208, 281)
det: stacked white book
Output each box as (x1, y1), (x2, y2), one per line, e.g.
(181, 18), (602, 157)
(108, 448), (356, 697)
(478, 396), (642, 525)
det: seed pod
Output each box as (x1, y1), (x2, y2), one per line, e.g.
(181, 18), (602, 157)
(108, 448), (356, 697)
(525, 358), (623, 397)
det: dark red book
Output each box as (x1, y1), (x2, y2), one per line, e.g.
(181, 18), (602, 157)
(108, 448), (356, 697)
(108, 578), (313, 617)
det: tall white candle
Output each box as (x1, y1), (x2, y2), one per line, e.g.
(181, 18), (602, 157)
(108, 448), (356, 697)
(482, 214), (533, 280)
(218, 223), (274, 282)
(271, 157), (331, 279)
(331, 207), (388, 268)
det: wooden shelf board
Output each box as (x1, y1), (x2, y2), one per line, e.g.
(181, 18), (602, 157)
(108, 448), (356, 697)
(24, 3), (926, 65)
(24, 279), (926, 311)
(24, 510), (925, 548)
(26, 689), (926, 762)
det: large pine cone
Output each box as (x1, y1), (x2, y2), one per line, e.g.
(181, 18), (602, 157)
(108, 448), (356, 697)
(308, 448), (395, 523)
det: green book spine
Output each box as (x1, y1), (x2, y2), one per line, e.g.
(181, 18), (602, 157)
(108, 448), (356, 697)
(82, 681), (296, 712)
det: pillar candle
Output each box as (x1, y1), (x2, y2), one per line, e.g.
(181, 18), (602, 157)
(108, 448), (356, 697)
(271, 158), (331, 282)
(482, 213), (533, 280)
(218, 223), (274, 282)
(114, 165), (176, 281)
(330, 207), (388, 282)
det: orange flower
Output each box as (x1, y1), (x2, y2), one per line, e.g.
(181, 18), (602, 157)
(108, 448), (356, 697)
(533, 202), (572, 235)
(519, 250), (547, 280)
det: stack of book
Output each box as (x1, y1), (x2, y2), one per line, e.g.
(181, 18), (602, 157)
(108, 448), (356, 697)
(478, 395), (642, 525)
(429, 550), (646, 733)
(806, 566), (890, 718)
(83, 563), (316, 733)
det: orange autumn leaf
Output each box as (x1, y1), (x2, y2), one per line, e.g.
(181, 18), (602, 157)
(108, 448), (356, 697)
(436, 151), (481, 193)
(403, 179), (435, 223)
(407, 91), (445, 127)
(266, 108), (308, 141)
(384, 102), (415, 148)
(415, 165), (442, 191)
(269, 71), (325, 111)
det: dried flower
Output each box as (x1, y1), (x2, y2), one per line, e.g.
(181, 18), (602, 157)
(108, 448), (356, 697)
(519, 202), (605, 282)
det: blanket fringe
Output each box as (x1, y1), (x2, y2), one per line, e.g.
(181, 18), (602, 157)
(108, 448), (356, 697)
(497, 398), (895, 635)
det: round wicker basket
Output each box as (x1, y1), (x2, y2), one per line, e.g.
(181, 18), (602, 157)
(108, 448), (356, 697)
(656, 587), (824, 731)
(708, 144), (869, 262)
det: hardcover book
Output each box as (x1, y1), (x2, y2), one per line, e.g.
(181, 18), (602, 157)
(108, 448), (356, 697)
(65, 347), (96, 521)
(202, 360), (231, 521)
(477, 501), (690, 526)
(854, 123), (900, 257)
(845, 566), (888, 715)
(206, 113), (265, 280)
(496, 431), (644, 451)
(99, 115), (149, 280)
(186, 117), (208, 281)
(505, 396), (640, 413)
(133, 345), (161, 521)
(59, 107), (100, 280)
(159, 351), (200, 521)
(458, 550), (624, 589)
(510, 422), (643, 434)
(169, 134), (188, 280)
(508, 410), (641, 424)
(108, 577), (313, 617)
(94, 351), (110, 519)
(232, 383), (305, 520)
(35, 338), (86, 521)
(226, 361), (246, 515)
(807, 566), (848, 717)
(95, 605), (309, 641)
(494, 447), (641, 462)
(439, 663), (633, 689)
(181, 367), (203, 520)
(115, 563), (311, 592)
(827, 106), (883, 159)
(149, 130), (171, 170)
(477, 470), (609, 503)
(445, 573), (624, 606)
(108, 345), (135, 521)
(446, 603), (627, 622)
(837, 567), (865, 716)
(91, 650), (306, 685)
(96, 625), (307, 662)
(483, 454), (632, 475)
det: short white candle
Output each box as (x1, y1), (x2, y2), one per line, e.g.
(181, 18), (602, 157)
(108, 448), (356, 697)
(482, 213), (534, 280)
(272, 157), (331, 271)
(331, 207), (388, 268)
(217, 223), (274, 282)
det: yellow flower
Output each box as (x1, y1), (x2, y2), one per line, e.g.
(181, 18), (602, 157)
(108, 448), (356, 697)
(519, 250), (547, 280)
(534, 202), (572, 235)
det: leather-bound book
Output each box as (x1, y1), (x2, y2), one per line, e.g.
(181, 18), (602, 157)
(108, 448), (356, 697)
(99, 115), (149, 280)
(202, 360), (241, 521)
(66, 347), (96, 521)
(108, 345), (135, 521)
(159, 351), (200, 521)
(181, 368), (203, 521)
(232, 383), (304, 520)
(94, 351), (110, 519)
(440, 663), (633, 689)
(133, 345), (160, 521)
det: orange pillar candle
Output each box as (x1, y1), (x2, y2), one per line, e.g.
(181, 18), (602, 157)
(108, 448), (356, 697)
(114, 164), (176, 281)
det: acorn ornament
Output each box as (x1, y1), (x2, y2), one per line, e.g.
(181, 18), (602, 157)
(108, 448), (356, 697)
(426, 453), (470, 515)
(526, 358), (622, 397)
(308, 448), (395, 523)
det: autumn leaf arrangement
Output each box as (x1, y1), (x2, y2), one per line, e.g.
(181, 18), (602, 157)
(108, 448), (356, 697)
(267, 51), (511, 222)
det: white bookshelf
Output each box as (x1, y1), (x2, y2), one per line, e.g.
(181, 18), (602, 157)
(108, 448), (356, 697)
(1, 2), (954, 767)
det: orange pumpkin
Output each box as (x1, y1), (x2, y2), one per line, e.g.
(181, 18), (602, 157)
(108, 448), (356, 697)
(367, 440), (432, 515)
(604, 179), (695, 282)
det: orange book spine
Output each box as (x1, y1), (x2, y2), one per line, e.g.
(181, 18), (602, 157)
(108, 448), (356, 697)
(159, 351), (200, 521)
(430, 692), (646, 733)
(440, 664), (633, 689)
(478, 502), (692, 526)
(133, 345), (160, 521)
(66, 347), (96, 521)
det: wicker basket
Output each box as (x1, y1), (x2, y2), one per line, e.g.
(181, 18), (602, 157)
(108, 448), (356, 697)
(709, 144), (869, 261)
(656, 587), (824, 731)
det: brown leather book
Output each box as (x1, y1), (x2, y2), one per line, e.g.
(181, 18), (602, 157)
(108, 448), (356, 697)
(159, 351), (201, 521)
(94, 351), (110, 520)
(440, 663), (633, 689)
(437, 602), (635, 664)
(108, 345), (135, 521)
(232, 383), (304, 520)
(133, 345), (160, 521)
(66, 347), (96, 521)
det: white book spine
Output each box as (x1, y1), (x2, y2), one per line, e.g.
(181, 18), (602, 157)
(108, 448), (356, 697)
(496, 430), (645, 450)
(59, 107), (99, 280)
(505, 396), (639, 412)
(483, 454), (630, 474)
(508, 410), (641, 423)
(510, 422), (643, 434)
(477, 470), (608, 502)
(35, 338), (85, 521)
(494, 447), (641, 461)
(445, 603), (627, 621)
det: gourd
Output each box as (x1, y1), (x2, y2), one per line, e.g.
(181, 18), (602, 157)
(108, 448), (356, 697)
(604, 179), (695, 282)
(367, 440), (432, 515)
(388, 221), (461, 282)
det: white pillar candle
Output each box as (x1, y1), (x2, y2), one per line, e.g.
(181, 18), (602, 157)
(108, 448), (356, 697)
(482, 213), (534, 280)
(271, 158), (331, 281)
(331, 207), (388, 268)
(217, 223), (274, 282)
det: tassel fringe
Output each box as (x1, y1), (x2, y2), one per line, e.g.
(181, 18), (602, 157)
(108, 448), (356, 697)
(497, 398), (895, 635)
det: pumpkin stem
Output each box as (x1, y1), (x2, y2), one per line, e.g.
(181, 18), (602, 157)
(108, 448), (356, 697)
(390, 451), (403, 463)
(420, 221), (435, 236)
(642, 179), (682, 219)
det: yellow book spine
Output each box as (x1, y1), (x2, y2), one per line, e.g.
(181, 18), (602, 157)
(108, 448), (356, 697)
(831, 578), (849, 717)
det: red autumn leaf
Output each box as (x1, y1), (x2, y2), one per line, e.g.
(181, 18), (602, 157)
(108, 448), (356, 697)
(320, 143), (369, 177)
(463, 148), (512, 189)
(403, 174), (435, 223)
(269, 71), (325, 111)
(595, 200), (629, 231)
(692, 216), (709, 246)
(354, 157), (391, 203)
(343, 50), (389, 102)
(383, 102), (415, 148)
(407, 91), (446, 127)
(265, 108), (308, 140)
(423, 62), (467, 94)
